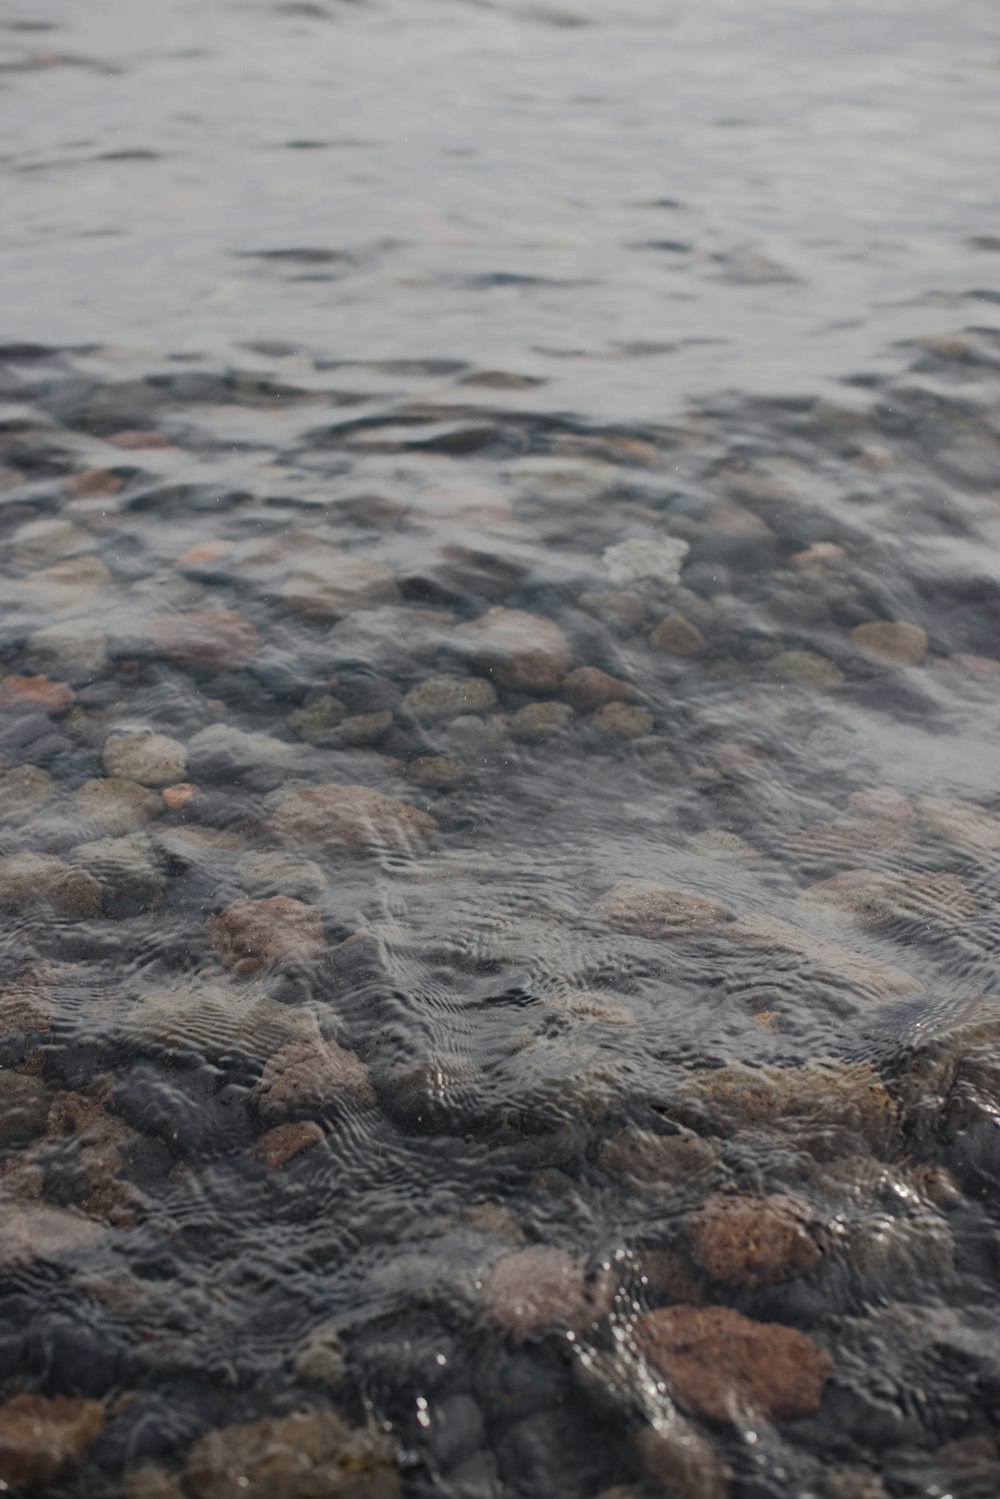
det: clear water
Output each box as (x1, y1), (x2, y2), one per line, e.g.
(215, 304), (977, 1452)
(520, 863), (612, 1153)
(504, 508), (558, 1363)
(2, 2), (1000, 1495)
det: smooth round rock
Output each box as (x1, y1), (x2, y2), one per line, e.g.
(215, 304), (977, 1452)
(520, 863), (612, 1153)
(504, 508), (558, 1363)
(851, 621), (928, 666)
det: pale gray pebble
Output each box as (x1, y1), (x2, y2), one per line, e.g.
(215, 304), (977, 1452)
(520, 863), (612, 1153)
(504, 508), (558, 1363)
(102, 729), (188, 787)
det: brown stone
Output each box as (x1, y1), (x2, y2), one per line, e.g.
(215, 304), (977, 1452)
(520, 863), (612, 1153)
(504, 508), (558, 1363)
(789, 542), (847, 569)
(917, 795), (1000, 855)
(70, 468), (124, 497)
(150, 608), (260, 668)
(257, 1120), (324, 1169)
(636, 1419), (731, 1499)
(635, 1304), (832, 1423)
(282, 553), (398, 620)
(272, 783), (437, 853)
(577, 589), (647, 629)
(590, 879), (727, 938)
(787, 817), (914, 860)
(848, 787), (914, 822)
(108, 429), (172, 449)
(209, 896), (326, 976)
(0, 1203), (105, 1266)
(0, 852), (103, 919)
(599, 1127), (718, 1189)
(852, 620), (928, 666)
(649, 613), (706, 656)
(454, 606), (571, 692)
(0, 1393), (105, 1488)
(590, 702), (653, 738)
(407, 756), (468, 789)
(0, 674), (75, 713)
(28, 555), (109, 608)
(562, 666), (640, 711)
(253, 1038), (376, 1121)
(183, 1410), (400, 1499)
(801, 868), (979, 925)
(689, 1192), (823, 1286)
(509, 701), (575, 743)
(728, 913), (920, 999)
(484, 1246), (614, 1343)
(769, 650), (843, 688)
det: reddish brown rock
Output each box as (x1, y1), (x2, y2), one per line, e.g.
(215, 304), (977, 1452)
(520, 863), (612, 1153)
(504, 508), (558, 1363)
(183, 1410), (400, 1499)
(851, 620), (927, 666)
(0, 674), (75, 713)
(562, 666), (640, 712)
(175, 540), (233, 570)
(649, 613), (706, 656)
(0, 1393), (105, 1488)
(590, 880), (727, 939)
(272, 783), (437, 853)
(689, 1192), (823, 1286)
(208, 897), (326, 976)
(253, 1038), (376, 1121)
(162, 782), (199, 810)
(150, 608), (260, 668)
(483, 1246), (614, 1343)
(635, 1304), (832, 1423)
(257, 1120), (324, 1169)
(454, 607), (571, 692)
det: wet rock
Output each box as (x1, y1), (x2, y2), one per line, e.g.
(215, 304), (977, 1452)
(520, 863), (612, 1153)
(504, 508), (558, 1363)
(209, 896), (327, 976)
(509, 701), (575, 743)
(851, 620), (928, 666)
(577, 589), (647, 629)
(72, 833), (165, 907)
(401, 676), (498, 720)
(26, 621), (107, 679)
(272, 783), (437, 853)
(635, 1419), (731, 1499)
(102, 729), (188, 786)
(453, 607), (571, 692)
(283, 553), (399, 620)
(0, 1073), (49, 1144)
(122, 1466), (187, 1499)
(328, 604), (455, 672)
(0, 852), (103, 918)
(635, 1304), (832, 1422)
(257, 1119), (324, 1169)
(124, 981), (320, 1061)
(599, 1126), (718, 1189)
(0, 1393), (105, 1489)
(685, 829), (759, 859)
(0, 1202), (105, 1265)
(288, 695), (348, 742)
(848, 787), (914, 822)
(787, 816), (914, 861)
(917, 795), (1000, 855)
(294, 1323), (347, 1389)
(790, 542), (848, 569)
(150, 608), (260, 668)
(236, 850), (327, 902)
(547, 990), (635, 1026)
(72, 777), (163, 836)
(26, 555), (110, 609)
(649, 613), (706, 656)
(668, 1060), (900, 1159)
(253, 1037), (376, 1120)
(603, 537), (689, 586)
(182, 1410), (400, 1499)
(689, 1192), (823, 1286)
(801, 868), (980, 926)
(155, 825), (246, 869)
(0, 966), (54, 1035)
(727, 913), (920, 999)
(334, 711), (393, 746)
(769, 649), (844, 688)
(407, 755), (469, 789)
(483, 1246), (614, 1343)
(847, 1205), (954, 1280)
(0, 764), (55, 817)
(0, 674), (75, 713)
(590, 880), (727, 938)
(823, 1468), (889, 1499)
(562, 666), (641, 711)
(10, 518), (94, 569)
(590, 702), (653, 738)
(187, 723), (298, 777)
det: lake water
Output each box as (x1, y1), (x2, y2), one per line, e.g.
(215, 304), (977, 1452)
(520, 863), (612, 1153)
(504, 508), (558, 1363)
(3, 2), (1000, 1496)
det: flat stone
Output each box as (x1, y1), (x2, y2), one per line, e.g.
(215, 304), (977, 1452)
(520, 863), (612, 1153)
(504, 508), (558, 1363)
(801, 868), (980, 925)
(103, 729), (188, 786)
(689, 1192), (823, 1286)
(27, 621), (107, 678)
(635, 1305), (832, 1423)
(0, 1203), (105, 1266)
(848, 787), (914, 822)
(852, 620), (928, 666)
(917, 795), (1000, 854)
(577, 589), (647, 628)
(72, 833), (165, 906)
(685, 830), (759, 859)
(150, 608), (260, 668)
(401, 676), (498, 720)
(599, 1127), (718, 1189)
(547, 990), (636, 1027)
(183, 1411), (400, 1499)
(603, 537), (689, 587)
(769, 650), (843, 688)
(187, 723), (298, 775)
(590, 879), (727, 938)
(253, 1037), (376, 1121)
(272, 783), (437, 853)
(282, 552), (399, 619)
(484, 1246), (614, 1343)
(237, 851), (327, 902)
(257, 1120), (324, 1169)
(562, 667), (640, 711)
(0, 765), (55, 817)
(591, 702), (653, 738)
(209, 897), (327, 976)
(124, 982), (320, 1061)
(0, 674), (75, 713)
(649, 613), (706, 656)
(26, 555), (110, 609)
(10, 519), (94, 569)
(510, 701), (575, 743)
(0, 852), (103, 919)
(407, 756), (469, 788)
(789, 542), (847, 569)
(728, 913), (919, 999)
(72, 777), (163, 836)
(0, 1394), (105, 1489)
(334, 711), (393, 746)
(0, 1073), (50, 1144)
(453, 607), (571, 692)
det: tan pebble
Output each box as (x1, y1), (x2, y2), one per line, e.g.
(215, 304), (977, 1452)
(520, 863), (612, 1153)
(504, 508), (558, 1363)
(577, 589), (647, 628)
(635, 1304), (832, 1423)
(254, 1038), (376, 1121)
(256, 1120), (324, 1169)
(182, 1410), (400, 1499)
(789, 542), (847, 568)
(272, 783), (437, 853)
(0, 674), (75, 713)
(769, 650), (843, 688)
(151, 609), (259, 668)
(590, 879), (727, 938)
(402, 676), (498, 720)
(122, 1464), (188, 1499)
(208, 896), (327, 976)
(848, 787), (914, 822)
(107, 429), (172, 449)
(599, 1127), (718, 1188)
(162, 782), (199, 810)
(852, 620), (928, 666)
(0, 1393), (105, 1488)
(562, 665), (640, 711)
(689, 1192), (823, 1287)
(510, 701), (574, 743)
(713, 742), (761, 775)
(649, 613), (706, 656)
(453, 606), (571, 692)
(69, 468), (124, 497)
(823, 1466), (890, 1499)
(174, 540), (233, 569)
(591, 701), (653, 738)
(407, 756), (468, 789)
(708, 499), (773, 537)
(483, 1245), (614, 1342)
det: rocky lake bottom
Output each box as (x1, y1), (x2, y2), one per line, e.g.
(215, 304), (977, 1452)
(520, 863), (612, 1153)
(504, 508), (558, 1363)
(4, 1), (1000, 1496)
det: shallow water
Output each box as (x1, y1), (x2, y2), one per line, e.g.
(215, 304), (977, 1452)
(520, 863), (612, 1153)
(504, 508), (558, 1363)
(3, 2), (1000, 1496)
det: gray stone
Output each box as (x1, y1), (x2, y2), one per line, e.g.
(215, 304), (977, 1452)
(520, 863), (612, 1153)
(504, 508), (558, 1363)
(102, 730), (188, 787)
